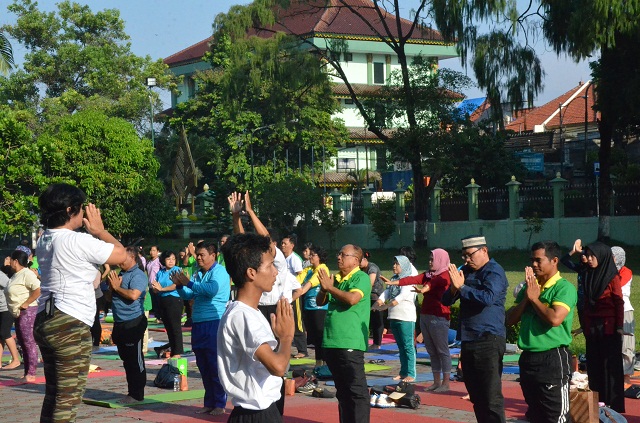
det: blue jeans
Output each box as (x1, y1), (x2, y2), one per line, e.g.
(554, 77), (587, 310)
(461, 335), (506, 423)
(390, 319), (416, 378)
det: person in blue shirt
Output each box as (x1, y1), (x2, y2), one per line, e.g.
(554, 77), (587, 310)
(443, 235), (508, 423)
(171, 241), (230, 416)
(108, 246), (148, 404)
(150, 250), (184, 358)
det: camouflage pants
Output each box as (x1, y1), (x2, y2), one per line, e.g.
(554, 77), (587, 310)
(34, 307), (92, 423)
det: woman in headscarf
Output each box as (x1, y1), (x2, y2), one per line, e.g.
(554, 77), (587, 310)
(384, 248), (452, 391)
(611, 246), (635, 385)
(583, 242), (625, 412)
(374, 255), (417, 382)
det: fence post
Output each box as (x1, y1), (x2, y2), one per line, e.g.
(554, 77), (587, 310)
(430, 182), (442, 223)
(330, 189), (342, 213)
(466, 178), (480, 221)
(394, 188), (406, 223)
(506, 176), (521, 220)
(550, 172), (568, 218)
(362, 188), (373, 224)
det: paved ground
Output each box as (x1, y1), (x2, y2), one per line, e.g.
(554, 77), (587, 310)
(2, 319), (636, 423)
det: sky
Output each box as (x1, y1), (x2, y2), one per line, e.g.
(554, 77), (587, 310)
(3, 0), (594, 110)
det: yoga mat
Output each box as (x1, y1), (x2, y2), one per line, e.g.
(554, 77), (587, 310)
(367, 354), (401, 361)
(365, 373), (434, 386)
(92, 352), (157, 361)
(93, 340), (165, 354)
(83, 389), (205, 408)
(503, 365), (520, 375)
(290, 358), (316, 366)
(146, 355), (197, 366)
(0, 370), (125, 387)
(364, 363), (392, 372)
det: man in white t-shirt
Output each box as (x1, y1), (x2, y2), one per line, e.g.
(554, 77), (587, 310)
(281, 234), (307, 358)
(218, 233), (294, 423)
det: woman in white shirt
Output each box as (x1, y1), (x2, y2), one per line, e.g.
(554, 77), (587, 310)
(374, 255), (417, 382)
(5, 249), (40, 383)
(34, 183), (126, 423)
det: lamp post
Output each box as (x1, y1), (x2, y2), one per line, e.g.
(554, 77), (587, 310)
(145, 77), (157, 148)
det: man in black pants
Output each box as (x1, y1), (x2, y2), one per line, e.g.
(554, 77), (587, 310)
(108, 246), (148, 404)
(443, 236), (508, 423)
(507, 241), (577, 423)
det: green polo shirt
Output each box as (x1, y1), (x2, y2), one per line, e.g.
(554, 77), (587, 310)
(322, 267), (371, 351)
(515, 272), (577, 352)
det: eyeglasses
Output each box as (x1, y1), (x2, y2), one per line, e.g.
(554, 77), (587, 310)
(336, 252), (358, 259)
(461, 248), (482, 261)
(309, 253), (318, 257)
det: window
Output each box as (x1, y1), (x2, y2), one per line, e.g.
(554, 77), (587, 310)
(344, 98), (354, 105)
(344, 52), (353, 62)
(373, 62), (384, 84)
(329, 51), (340, 61)
(337, 158), (356, 172)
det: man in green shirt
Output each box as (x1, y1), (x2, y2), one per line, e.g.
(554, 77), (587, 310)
(506, 241), (577, 423)
(317, 244), (371, 423)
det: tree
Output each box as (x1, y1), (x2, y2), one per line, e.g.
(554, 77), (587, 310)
(0, 32), (14, 75)
(318, 207), (345, 249)
(213, 0), (542, 246)
(0, 106), (44, 235)
(365, 198), (396, 248)
(1, 0), (173, 132)
(37, 110), (174, 238)
(170, 32), (346, 190)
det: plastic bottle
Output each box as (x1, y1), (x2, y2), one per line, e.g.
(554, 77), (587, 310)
(173, 374), (180, 392)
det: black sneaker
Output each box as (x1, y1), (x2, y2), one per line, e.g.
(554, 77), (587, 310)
(154, 346), (168, 359)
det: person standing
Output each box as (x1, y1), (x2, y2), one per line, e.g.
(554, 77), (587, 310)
(582, 242), (625, 413)
(611, 246), (636, 385)
(108, 246), (148, 404)
(171, 241), (230, 416)
(34, 183), (126, 422)
(360, 252), (384, 350)
(218, 233), (294, 423)
(444, 235), (508, 423)
(317, 244), (371, 423)
(506, 241), (576, 423)
(0, 266), (21, 369)
(281, 234), (307, 358)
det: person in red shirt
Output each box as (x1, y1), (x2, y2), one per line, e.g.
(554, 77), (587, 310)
(384, 248), (452, 391)
(583, 242), (625, 413)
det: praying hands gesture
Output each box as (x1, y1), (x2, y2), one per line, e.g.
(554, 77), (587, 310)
(524, 266), (540, 302)
(107, 271), (122, 290)
(448, 263), (465, 290)
(170, 271), (190, 287)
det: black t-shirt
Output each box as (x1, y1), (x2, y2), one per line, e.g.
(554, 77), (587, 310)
(364, 262), (384, 299)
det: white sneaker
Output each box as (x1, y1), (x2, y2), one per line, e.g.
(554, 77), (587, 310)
(369, 393), (379, 407)
(376, 393), (396, 408)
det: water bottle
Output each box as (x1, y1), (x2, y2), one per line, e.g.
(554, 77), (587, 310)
(173, 374), (180, 392)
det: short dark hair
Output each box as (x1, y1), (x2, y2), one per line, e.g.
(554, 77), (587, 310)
(531, 240), (562, 261)
(196, 241), (217, 255)
(160, 250), (177, 267)
(11, 250), (31, 268)
(125, 246), (144, 270)
(399, 246), (416, 264)
(310, 245), (328, 264)
(221, 233), (272, 289)
(303, 242), (313, 250)
(283, 233), (298, 246)
(39, 183), (86, 228)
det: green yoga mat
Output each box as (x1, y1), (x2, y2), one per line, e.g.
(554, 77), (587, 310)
(364, 363), (392, 372)
(417, 353), (520, 367)
(83, 389), (205, 408)
(290, 358), (316, 366)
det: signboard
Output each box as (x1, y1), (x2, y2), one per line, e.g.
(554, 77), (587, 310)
(515, 152), (544, 172)
(594, 162), (600, 176)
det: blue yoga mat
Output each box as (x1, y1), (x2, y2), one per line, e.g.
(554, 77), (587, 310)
(502, 365), (520, 374)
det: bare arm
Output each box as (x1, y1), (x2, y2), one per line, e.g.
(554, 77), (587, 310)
(21, 287), (41, 310)
(316, 267), (363, 306)
(83, 203), (126, 265)
(228, 192), (245, 234)
(244, 191), (269, 236)
(108, 271), (142, 301)
(253, 298), (294, 376)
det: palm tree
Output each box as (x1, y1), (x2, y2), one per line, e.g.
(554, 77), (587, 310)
(0, 32), (14, 75)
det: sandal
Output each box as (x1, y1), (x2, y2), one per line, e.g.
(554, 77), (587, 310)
(292, 353), (308, 359)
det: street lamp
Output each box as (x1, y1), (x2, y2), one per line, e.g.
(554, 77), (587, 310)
(145, 77), (157, 147)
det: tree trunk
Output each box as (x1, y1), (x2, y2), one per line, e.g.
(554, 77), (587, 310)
(411, 159), (429, 246)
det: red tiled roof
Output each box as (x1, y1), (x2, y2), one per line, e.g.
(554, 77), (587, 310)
(164, 37), (212, 66)
(346, 127), (393, 143)
(165, 1), (449, 65)
(317, 170), (381, 186)
(253, 0), (446, 44)
(469, 98), (491, 122)
(333, 83), (384, 97)
(505, 81), (599, 132)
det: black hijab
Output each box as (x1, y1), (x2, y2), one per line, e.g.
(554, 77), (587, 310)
(583, 242), (618, 309)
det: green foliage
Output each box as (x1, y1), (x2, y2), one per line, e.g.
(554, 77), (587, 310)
(2, 0), (173, 131)
(37, 110), (172, 237)
(523, 215), (545, 249)
(0, 32), (14, 74)
(318, 207), (345, 250)
(170, 31), (346, 190)
(365, 199), (397, 248)
(0, 106), (44, 235)
(253, 176), (324, 238)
